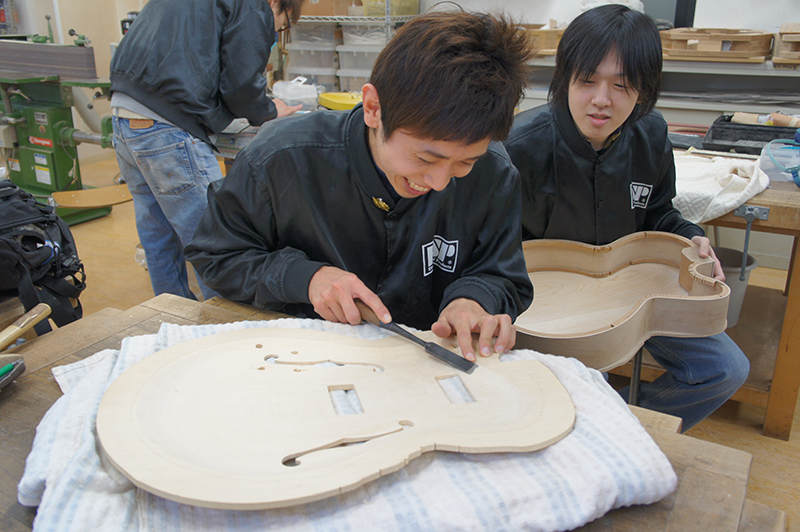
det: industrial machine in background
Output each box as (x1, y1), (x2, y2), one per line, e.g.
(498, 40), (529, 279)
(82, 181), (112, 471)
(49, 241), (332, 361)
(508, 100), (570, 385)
(0, 17), (129, 225)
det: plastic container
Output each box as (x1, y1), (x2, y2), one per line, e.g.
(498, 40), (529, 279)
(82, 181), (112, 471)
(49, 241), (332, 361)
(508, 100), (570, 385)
(272, 76), (319, 111)
(363, 0), (419, 16)
(336, 69), (371, 92)
(702, 115), (799, 155)
(285, 42), (338, 70)
(341, 21), (389, 45)
(756, 139), (800, 186)
(714, 247), (758, 328)
(286, 66), (338, 93)
(290, 22), (340, 45)
(336, 44), (384, 70)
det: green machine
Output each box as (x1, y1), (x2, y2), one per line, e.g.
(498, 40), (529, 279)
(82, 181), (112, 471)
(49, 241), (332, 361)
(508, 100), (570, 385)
(0, 21), (118, 225)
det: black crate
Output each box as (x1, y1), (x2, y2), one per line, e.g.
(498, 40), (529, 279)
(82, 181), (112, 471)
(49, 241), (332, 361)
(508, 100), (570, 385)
(702, 115), (798, 155)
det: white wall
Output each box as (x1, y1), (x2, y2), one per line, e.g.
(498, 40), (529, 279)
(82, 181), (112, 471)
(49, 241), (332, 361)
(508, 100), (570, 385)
(422, 0), (800, 30)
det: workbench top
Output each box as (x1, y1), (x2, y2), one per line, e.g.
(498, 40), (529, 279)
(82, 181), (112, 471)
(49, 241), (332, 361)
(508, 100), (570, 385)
(0, 295), (786, 531)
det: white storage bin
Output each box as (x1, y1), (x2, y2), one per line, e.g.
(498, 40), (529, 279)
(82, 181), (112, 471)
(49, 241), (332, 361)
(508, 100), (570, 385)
(337, 69), (371, 93)
(272, 76), (320, 111)
(336, 44), (384, 71)
(286, 66), (339, 93)
(291, 22), (340, 45)
(285, 42), (338, 70)
(341, 22), (389, 45)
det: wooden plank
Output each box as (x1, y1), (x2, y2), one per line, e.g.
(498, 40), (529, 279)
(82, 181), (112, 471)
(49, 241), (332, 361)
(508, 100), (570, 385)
(706, 183), (800, 236)
(663, 55), (767, 63)
(738, 500), (787, 532)
(0, 371), (64, 532)
(762, 238), (800, 439)
(664, 467), (747, 531)
(96, 328), (576, 510)
(6, 307), (146, 376)
(141, 293), (287, 324)
(630, 405), (683, 434)
(51, 185), (132, 209)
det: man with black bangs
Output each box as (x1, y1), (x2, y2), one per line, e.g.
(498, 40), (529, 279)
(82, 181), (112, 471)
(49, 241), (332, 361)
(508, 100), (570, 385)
(504, 4), (749, 430)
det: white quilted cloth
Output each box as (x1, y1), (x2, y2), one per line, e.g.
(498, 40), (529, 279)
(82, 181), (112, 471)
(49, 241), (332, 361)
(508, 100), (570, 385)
(18, 319), (677, 532)
(673, 153), (770, 224)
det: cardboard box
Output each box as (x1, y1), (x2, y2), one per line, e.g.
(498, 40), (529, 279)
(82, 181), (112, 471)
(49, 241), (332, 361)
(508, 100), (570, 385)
(301, 0), (353, 17)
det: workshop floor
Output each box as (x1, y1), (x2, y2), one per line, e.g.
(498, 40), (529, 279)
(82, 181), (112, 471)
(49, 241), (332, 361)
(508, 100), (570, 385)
(71, 156), (800, 530)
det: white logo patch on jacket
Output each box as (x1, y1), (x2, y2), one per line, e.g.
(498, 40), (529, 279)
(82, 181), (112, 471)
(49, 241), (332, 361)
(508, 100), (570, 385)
(422, 236), (459, 276)
(630, 182), (653, 209)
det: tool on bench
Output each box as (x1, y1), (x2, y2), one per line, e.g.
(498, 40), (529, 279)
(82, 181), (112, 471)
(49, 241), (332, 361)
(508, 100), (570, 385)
(355, 300), (477, 374)
(0, 303), (51, 391)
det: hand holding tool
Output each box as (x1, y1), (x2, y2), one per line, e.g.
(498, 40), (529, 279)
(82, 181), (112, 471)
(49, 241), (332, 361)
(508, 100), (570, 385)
(355, 300), (477, 374)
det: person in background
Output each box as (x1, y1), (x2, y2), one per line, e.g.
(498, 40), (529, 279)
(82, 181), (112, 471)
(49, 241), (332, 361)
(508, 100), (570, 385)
(186, 11), (534, 361)
(504, 4), (749, 431)
(110, 0), (303, 300)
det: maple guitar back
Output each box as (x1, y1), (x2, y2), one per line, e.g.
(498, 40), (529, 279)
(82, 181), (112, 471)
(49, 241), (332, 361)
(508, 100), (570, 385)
(96, 328), (575, 510)
(515, 232), (731, 371)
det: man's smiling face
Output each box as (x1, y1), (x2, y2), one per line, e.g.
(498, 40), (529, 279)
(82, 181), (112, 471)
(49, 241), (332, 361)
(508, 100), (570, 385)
(368, 127), (490, 198)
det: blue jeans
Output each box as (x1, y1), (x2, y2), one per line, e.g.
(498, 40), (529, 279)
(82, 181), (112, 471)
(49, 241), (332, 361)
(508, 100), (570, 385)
(618, 332), (750, 431)
(112, 117), (221, 300)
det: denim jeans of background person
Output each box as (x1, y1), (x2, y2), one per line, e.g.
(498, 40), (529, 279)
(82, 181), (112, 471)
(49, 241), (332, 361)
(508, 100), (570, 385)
(112, 117), (220, 299)
(617, 334), (749, 429)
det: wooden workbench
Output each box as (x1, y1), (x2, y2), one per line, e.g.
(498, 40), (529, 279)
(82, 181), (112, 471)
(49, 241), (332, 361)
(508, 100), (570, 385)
(613, 181), (800, 440)
(707, 181), (800, 440)
(0, 294), (786, 531)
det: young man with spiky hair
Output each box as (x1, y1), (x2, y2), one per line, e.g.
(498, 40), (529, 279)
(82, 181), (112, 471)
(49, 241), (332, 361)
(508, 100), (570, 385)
(504, 4), (749, 430)
(186, 11), (535, 360)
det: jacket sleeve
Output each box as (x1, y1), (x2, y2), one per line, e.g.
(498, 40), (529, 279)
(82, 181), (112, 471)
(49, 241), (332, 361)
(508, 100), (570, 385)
(643, 136), (705, 240)
(439, 160), (534, 321)
(185, 154), (327, 310)
(217, 7), (278, 126)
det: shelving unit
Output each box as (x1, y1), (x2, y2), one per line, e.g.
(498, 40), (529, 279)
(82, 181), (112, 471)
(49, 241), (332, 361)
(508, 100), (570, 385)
(294, 9), (417, 93)
(523, 56), (800, 125)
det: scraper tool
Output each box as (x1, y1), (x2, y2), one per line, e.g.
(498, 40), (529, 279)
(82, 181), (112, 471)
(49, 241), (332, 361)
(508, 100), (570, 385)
(355, 300), (477, 374)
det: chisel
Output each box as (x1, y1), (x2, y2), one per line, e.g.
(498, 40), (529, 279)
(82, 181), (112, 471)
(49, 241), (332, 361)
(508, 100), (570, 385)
(355, 300), (477, 374)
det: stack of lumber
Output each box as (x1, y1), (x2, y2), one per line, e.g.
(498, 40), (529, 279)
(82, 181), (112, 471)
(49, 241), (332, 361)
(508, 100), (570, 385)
(660, 28), (773, 63)
(773, 23), (800, 66)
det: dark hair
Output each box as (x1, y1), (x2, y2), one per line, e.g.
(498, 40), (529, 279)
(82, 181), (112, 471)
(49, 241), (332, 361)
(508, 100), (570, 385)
(369, 11), (534, 143)
(549, 4), (662, 122)
(278, 0), (304, 23)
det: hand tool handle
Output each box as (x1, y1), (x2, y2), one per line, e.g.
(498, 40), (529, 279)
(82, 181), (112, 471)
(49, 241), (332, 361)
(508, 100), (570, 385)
(355, 300), (421, 345)
(0, 303), (52, 352)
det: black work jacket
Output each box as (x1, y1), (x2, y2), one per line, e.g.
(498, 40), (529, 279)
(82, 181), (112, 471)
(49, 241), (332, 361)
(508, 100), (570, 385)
(503, 104), (703, 245)
(185, 106), (533, 330)
(110, 0), (278, 145)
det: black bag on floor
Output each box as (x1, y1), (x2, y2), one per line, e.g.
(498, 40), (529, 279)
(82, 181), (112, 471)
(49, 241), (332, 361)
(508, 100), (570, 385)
(0, 180), (85, 335)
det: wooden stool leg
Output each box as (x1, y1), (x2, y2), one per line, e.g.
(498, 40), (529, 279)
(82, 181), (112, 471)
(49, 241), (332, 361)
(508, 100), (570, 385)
(629, 348), (643, 406)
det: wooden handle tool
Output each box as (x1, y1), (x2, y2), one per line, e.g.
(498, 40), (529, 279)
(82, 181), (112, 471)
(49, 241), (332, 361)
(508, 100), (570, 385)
(355, 300), (476, 374)
(0, 303), (52, 352)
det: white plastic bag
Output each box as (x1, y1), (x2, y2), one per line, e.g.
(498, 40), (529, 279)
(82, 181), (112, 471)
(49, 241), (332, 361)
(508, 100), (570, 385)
(756, 139), (800, 186)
